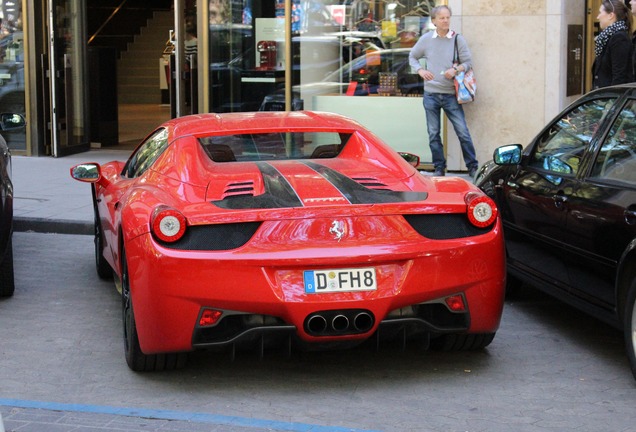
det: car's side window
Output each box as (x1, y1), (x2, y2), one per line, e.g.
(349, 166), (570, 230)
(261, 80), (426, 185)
(590, 99), (636, 184)
(529, 98), (616, 178)
(122, 128), (169, 178)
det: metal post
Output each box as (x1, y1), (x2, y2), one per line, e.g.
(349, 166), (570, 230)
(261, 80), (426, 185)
(173, 0), (185, 117)
(284, 0), (292, 112)
(47, 0), (59, 157)
(198, 0), (209, 114)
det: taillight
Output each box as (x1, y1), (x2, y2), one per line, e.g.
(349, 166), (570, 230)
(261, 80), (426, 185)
(151, 207), (187, 242)
(199, 309), (223, 327)
(445, 294), (467, 312)
(465, 192), (498, 228)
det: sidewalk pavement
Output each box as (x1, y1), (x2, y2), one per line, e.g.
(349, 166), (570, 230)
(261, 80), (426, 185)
(0, 401), (373, 432)
(12, 149), (133, 235)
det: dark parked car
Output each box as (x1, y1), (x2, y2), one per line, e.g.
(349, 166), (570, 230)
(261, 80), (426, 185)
(475, 84), (636, 380)
(0, 112), (22, 297)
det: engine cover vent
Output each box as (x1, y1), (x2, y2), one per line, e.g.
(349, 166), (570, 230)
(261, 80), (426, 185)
(223, 181), (255, 198)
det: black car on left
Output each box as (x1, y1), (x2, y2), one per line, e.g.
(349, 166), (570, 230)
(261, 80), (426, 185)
(475, 84), (636, 380)
(0, 113), (22, 297)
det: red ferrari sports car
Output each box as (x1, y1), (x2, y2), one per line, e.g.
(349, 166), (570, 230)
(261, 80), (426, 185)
(71, 111), (505, 371)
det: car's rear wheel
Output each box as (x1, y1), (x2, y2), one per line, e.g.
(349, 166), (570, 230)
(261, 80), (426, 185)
(0, 237), (15, 297)
(430, 332), (495, 351)
(121, 248), (187, 371)
(623, 278), (636, 380)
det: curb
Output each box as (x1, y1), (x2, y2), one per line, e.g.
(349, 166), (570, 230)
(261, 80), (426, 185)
(14, 217), (92, 236)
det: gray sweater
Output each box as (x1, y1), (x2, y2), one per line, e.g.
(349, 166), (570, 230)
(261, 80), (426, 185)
(408, 30), (473, 94)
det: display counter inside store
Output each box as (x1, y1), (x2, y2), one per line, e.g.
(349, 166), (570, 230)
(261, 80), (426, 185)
(312, 95), (435, 166)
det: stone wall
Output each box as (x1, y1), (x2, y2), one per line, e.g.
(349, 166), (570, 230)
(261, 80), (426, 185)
(444, 0), (586, 170)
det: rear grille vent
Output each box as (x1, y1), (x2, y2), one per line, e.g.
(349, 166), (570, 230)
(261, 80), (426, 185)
(404, 214), (492, 239)
(157, 222), (262, 250)
(352, 177), (389, 190)
(223, 181), (255, 198)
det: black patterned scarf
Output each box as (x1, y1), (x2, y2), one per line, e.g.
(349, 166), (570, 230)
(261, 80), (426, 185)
(595, 20), (629, 57)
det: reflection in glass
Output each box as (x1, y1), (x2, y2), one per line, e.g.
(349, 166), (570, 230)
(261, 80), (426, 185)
(51, 0), (89, 153)
(207, 0), (436, 114)
(0, 2), (25, 150)
(494, 144), (522, 165)
(0, 113), (25, 130)
(199, 131), (349, 161)
(529, 98), (616, 178)
(71, 163), (99, 180)
(591, 100), (636, 184)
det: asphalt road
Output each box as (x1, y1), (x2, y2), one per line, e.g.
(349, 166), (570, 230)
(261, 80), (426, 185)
(1, 232), (635, 432)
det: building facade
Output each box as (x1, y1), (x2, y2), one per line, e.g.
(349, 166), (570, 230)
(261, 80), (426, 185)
(0, 0), (609, 171)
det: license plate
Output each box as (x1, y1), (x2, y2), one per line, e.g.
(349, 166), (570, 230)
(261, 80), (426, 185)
(304, 267), (377, 293)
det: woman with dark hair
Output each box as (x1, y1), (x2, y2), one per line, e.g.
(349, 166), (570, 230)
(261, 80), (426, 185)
(592, 0), (633, 89)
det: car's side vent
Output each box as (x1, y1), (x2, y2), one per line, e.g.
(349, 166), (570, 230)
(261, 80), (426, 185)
(352, 177), (389, 190)
(223, 181), (255, 199)
(404, 214), (492, 239)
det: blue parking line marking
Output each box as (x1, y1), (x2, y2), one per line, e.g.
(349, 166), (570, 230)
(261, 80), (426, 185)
(0, 398), (380, 432)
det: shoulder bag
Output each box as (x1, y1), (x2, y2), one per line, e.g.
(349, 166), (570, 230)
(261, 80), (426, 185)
(453, 35), (476, 104)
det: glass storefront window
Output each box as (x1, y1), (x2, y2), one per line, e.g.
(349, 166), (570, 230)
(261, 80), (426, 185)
(0, 0), (25, 151)
(206, 0), (435, 114)
(294, 0), (437, 109)
(205, 0), (436, 163)
(49, 0), (90, 155)
(208, 0), (255, 112)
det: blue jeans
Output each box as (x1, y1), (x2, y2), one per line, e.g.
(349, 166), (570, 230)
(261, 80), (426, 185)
(423, 92), (478, 171)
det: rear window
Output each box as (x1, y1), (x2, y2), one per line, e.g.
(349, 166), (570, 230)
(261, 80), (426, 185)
(199, 132), (351, 162)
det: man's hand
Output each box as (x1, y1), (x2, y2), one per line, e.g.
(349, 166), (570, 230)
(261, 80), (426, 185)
(443, 68), (457, 80)
(418, 69), (435, 81)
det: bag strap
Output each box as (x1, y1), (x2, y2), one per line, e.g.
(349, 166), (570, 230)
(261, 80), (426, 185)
(453, 33), (461, 64)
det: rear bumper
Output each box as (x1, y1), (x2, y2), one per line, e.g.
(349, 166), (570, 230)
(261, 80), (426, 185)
(191, 298), (472, 351)
(124, 224), (505, 354)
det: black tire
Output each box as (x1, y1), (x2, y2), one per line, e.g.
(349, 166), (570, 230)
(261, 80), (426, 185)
(623, 278), (636, 381)
(92, 186), (112, 280)
(94, 216), (112, 280)
(121, 248), (187, 371)
(504, 272), (524, 300)
(431, 332), (496, 351)
(0, 236), (14, 297)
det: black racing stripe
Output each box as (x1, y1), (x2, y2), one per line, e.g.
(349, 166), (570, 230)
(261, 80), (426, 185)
(303, 161), (428, 204)
(210, 162), (303, 209)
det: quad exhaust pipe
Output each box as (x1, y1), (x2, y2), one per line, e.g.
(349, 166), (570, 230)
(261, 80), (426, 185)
(305, 309), (375, 336)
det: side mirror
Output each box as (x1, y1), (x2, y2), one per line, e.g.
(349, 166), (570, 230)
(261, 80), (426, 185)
(70, 163), (101, 183)
(399, 152), (420, 168)
(493, 144), (523, 166)
(0, 113), (26, 131)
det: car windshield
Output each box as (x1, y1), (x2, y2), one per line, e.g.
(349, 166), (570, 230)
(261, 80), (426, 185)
(199, 131), (352, 162)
